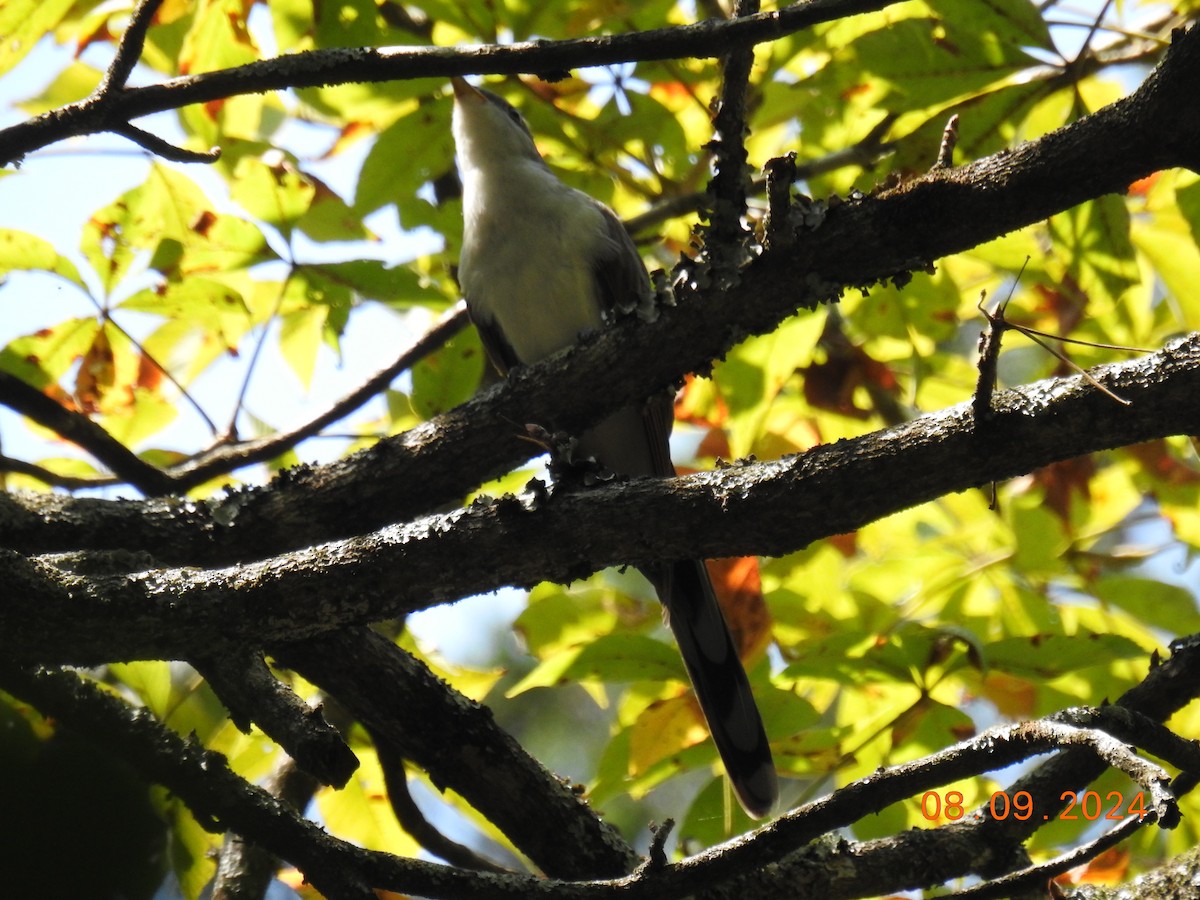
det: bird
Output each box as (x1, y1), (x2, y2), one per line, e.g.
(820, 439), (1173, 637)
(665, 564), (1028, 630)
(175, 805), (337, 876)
(451, 77), (778, 818)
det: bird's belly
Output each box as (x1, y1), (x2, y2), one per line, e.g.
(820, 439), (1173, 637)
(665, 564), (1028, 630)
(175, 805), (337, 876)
(463, 236), (604, 365)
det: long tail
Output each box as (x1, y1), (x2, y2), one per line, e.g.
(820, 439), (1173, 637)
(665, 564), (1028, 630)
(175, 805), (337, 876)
(660, 559), (778, 818)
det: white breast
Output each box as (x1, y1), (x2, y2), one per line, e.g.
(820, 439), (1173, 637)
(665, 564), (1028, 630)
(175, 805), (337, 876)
(459, 159), (608, 365)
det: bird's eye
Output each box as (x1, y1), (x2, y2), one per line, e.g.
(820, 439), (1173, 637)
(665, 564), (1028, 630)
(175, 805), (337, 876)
(482, 92), (534, 140)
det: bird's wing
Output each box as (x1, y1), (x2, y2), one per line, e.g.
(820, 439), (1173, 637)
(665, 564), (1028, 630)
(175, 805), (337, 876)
(590, 200), (652, 317)
(468, 305), (521, 377)
(588, 204), (676, 478)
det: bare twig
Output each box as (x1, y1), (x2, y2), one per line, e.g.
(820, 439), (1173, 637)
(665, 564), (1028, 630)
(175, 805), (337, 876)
(944, 814), (1144, 899)
(702, 0), (760, 272)
(372, 729), (512, 873)
(934, 114), (959, 168)
(112, 122), (221, 163)
(170, 303), (470, 488)
(97, 0), (167, 93)
(94, 0), (222, 163)
(0, 454), (109, 490)
(625, 115), (896, 235)
(284, 629), (640, 880)
(1, 302), (467, 494)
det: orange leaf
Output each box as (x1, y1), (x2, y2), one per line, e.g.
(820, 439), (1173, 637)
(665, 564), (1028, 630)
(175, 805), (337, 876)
(706, 557), (772, 662)
(695, 425), (731, 461)
(1054, 847), (1130, 886)
(1128, 172), (1159, 196)
(650, 81), (695, 102)
(977, 671), (1036, 718)
(827, 532), (858, 558)
(74, 327), (114, 414)
(323, 121), (375, 159)
(802, 333), (898, 420)
(1033, 457), (1095, 523)
(1125, 440), (1200, 486)
(675, 374), (728, 428)
(137, 354), (164, 392)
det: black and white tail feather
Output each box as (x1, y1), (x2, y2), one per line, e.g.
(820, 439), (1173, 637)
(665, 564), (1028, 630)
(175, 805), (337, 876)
(451, 77), (778, 817)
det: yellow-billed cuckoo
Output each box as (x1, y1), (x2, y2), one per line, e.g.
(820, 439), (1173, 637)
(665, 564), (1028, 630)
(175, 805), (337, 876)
(451, 77), (777, 817)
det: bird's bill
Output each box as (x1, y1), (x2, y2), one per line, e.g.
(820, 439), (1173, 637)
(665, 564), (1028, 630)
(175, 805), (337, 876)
(451, 76), (484, 102)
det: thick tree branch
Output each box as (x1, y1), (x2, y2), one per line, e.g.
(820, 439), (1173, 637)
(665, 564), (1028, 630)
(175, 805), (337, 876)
(2, 333), (1198, 664)
(2, 646), (1194, 900)
(192, 649), (358, 788)
(279, 629), (640, 880)
(4, 24), (1197, 570)
(211, 756), (320, 900)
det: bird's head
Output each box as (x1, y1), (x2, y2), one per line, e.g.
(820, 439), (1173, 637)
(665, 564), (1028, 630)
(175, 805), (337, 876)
(451, 78), (545, 172)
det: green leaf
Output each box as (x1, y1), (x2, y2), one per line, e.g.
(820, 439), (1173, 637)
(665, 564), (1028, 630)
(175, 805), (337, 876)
(984, 633), (1144, 678)
(0, 228), (85, 287)
(1132, 209), (1200, 329)
(14, 60), (102, 114)
(0, 316), (100, 387)
(305, 259), (447, 308)
(297, 179), (375, 243)
(715, 310), (826, 458)
(230, 156), (315, 237)
(1048, 195), (1139, 307)
(108, 663), (176, 720)
(128, 283), (254, 386)
(356, 101), (455, 217)
(99, 387), (179, 448)
(1009, 501), (1069, 578)
(0, 0), (75, 77)
(515, 585), (620, 658)
(507, 634), (685, 697)
(156, 790), (217, 900)
(1093, 576), (1200, 635)
(317, 750), (420, 854)
(278, 303), (327, 389)
(81, 165), (249, 291)
(411, 326), (484, 419)
(1176, 172), (1200, 249)
(847, 268), (960, 356)
(311, 0), (429, 48)
(178, 0), (258, 75)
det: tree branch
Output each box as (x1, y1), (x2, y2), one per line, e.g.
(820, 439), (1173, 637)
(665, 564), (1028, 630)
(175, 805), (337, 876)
(0, 0), (901, 167)
(279, 629), (640, 880)
(1, 643), (1194, 900)
(193, 649), (358, 788)
(97, 0), (167, 93)
(211, 756), (321, 900)
(5, 23), (1197, 569)
(0, 371), (176, 495)
(700, 0), (759, 274)
(2, 332), (1198, 664)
